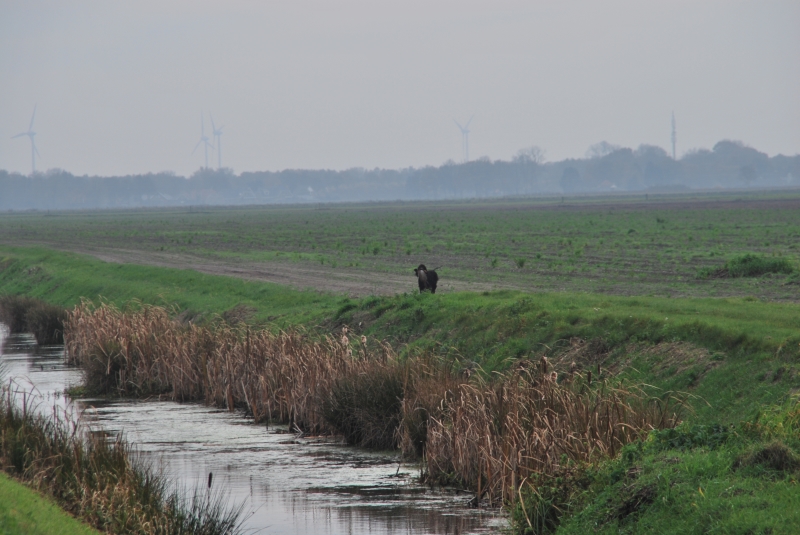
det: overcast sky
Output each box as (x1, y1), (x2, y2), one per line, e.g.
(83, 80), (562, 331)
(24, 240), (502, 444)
(1, 1), (798, 177)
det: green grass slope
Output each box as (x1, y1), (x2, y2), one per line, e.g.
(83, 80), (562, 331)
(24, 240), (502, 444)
(0, 473), (100, 535)
(340, 290), (800, 424)
(0, 245), (336, 327)
(518, 400), (800, 535)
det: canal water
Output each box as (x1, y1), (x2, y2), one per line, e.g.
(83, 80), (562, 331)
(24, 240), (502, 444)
(0, 326), (505, 534)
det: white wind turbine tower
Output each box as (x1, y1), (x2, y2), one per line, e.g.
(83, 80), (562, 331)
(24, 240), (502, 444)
(210, 115), (224, 169)
(454, 116), (474, 163)
(193, 114), (214, 169)
(12, 105), (40, 175)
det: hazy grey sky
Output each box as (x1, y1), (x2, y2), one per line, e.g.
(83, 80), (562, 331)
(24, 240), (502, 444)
(1, 1), (798, 176)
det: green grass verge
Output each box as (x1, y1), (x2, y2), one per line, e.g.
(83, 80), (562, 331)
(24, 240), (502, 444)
(516, 399), (800, 534)
(0, 473), (99, 535)
(343, 290), (800, 424)
(0, 245), (336, 328)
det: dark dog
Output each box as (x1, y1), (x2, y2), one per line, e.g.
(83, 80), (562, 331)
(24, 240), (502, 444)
(413, 264), (439, 294)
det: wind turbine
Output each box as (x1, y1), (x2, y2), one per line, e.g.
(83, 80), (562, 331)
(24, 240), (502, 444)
(671, 112), (677, 160)
(210, 115), (224, 169)
(193, 114), (214, 169)
(12, 105), (40, 175)
(454, 115), (473, 163)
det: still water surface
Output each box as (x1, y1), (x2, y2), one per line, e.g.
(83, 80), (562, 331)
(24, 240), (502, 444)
(0, 326), (505, 534)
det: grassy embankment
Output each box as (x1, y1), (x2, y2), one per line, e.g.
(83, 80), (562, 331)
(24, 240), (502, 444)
(2, 244), (800, 533)
(0, 472), (100, 535)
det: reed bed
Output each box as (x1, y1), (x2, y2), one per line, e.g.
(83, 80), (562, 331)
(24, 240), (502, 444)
(65, 301), (394, 436)
(0, 380), (243, 534)
(0, 294), (68, 344)
(64, 301), (682, 507)
(405, 359), (682, 505)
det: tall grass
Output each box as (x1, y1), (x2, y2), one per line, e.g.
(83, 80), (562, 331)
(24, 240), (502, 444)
(322, 360), (405, 448)
(400, 358), (682, 505)
(65, 301), (392, 435)
(65, 301), (683, 508)
(0, 381), (243, 534)
(0, 294), (68, 344)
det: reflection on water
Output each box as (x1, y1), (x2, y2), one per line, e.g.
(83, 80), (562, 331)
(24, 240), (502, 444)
(0, 325), (505, 534)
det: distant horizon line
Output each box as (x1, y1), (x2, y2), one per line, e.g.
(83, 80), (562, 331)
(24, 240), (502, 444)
(3, 138), (798, 179)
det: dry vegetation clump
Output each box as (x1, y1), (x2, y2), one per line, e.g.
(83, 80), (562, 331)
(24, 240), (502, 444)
(398, 356), (470, 457)
(400, 357), (683, 505)
(0, 294), (68, 344)
(0, 383), (243, 534)
(65, 302), (683, 506)
(322, 360), (405, 448)
(0, 294), (32, 332)
(65, 301), (394, 435)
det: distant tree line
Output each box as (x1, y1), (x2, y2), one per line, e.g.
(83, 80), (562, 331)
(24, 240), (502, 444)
(1, 140), (798, 210)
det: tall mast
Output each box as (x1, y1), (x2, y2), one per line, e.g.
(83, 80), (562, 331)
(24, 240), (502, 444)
(671, 112), (677, 160)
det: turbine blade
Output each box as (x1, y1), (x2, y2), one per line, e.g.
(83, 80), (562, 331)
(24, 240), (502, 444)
(11, 132), (26, 139)
(464, 115), (474, 129)
(33, 142), (40, 158)
(29, 104), (37, 131)
(193, 139), (203, 154)
(210, 115), (216, 132)
(453, 119), (464, 132)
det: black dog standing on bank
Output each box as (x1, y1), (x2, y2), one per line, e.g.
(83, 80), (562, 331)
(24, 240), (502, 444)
(414, 264), (439, 294)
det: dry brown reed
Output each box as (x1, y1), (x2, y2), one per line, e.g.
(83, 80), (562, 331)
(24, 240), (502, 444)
(64, 301), (682, 506)
(64, 301), (393, 435)
(0, 294), (67, 344)
(402, 358), (682, 505)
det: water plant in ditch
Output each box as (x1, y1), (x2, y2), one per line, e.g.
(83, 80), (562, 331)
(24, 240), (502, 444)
(0, 380), (244, 534)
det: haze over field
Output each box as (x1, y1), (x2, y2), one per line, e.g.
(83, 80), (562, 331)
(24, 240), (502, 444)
(1, 1), (799, 178)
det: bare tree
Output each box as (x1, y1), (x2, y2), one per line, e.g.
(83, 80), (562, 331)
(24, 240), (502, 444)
(513, 146), (546, 164)
(585, 141), (621, 159)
